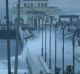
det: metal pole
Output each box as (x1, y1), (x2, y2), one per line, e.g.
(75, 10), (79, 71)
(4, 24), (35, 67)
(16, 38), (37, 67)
(73, 34), (75, 74)
(37, 15), (38, 34)
(73, 29), (80, 74)
(49, 17), (52, 69)
(14, 0), (20, 74)
(45, 23), (47, 62)
(6, 0), (11, 74)
(41, 17), (43, 56)
(62, 24), (64, 74)
(55, 22), (57, 74)
(72, 29), (80, 74)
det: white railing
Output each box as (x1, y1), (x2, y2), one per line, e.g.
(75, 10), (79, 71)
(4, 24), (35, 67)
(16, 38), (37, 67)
(38, 56), (51, 74)
(27, 49), (40, 74)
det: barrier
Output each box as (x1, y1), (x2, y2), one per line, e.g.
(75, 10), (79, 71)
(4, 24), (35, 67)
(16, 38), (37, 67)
(26, 49), (41, 74)
(38, 56), (51, 74)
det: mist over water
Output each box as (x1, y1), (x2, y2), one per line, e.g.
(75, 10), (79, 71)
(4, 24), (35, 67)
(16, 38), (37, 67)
(0, 0), (80, 74)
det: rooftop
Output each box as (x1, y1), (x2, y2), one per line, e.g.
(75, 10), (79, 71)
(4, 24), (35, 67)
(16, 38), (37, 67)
(59, 15), (79, 18)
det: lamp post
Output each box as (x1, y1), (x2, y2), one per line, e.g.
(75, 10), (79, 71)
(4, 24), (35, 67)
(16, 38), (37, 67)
(45, 15), (58, 71)
(40, 14), (49, 63)
(49, 16), (53, 69)
(47, 15), (58, 73)
(54, 20), (58, 74)
(48, 15), (58, 73)
(36, 14), (44, 57)
(72, 28), (80, 74)
(6, 0), (11, 74)
(36, 14), (39, 34)
(60, 20), (78, 74)
(14, 0), (20, 74)
(45, 20), (47, 62)
(36, 14), (45, 58)
(39, 14), (52, 64)
(39, 14), (58, 71)
(73, 30), (76, 74)
(39, 14), (47, 62)
(62, 23), (64, 74)
(61, 21), (71, 74)
(34, 14), (37, 33)
(40, 14), (47, 62)
(41, 16), (44, 57)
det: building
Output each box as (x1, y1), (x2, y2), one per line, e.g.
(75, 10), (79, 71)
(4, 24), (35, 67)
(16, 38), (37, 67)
(22, 0), (48, 8)
(11, 0), (61, 29)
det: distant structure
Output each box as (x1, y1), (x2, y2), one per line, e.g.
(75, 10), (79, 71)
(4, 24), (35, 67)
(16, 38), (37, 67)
(11, 0), (61, 29)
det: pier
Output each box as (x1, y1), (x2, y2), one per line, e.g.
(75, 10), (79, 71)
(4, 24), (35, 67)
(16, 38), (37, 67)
(0, 0), (80, 74)
(1, 15), (80, 74)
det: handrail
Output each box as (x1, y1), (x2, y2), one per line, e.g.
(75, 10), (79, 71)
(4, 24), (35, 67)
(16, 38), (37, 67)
(27, 49), (40, 74)
(38, 56), (51, 74)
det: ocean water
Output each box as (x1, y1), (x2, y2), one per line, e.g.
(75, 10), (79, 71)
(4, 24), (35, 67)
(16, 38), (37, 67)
(0, 39), (16, 59)
(0, 39), (29, 74)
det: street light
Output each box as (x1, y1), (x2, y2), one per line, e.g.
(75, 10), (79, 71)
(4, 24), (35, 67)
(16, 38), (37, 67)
(38, 14), (48, 62)
(40, 15), (44, 57)
(49, 16), (58, 74)
(44, 17), (47, 62)
(36, 14), (45, 58)
(14, 0), (20, 74)
(60, 20), (78, 74)
(47, 15), (58, 73)
(45, 15), (58, 71)
(73, 28), (80, 74)
(40, 14), (53, 69)
(6, 0), (11, 74)
(49, 16), (53, 69)
(40, 15), (47, 62)
(38, 14), (58, 71)
(54, 19), (58, 74)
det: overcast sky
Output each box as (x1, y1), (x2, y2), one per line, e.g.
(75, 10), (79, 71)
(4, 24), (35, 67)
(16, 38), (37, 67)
(0, 0), (80, 20)
(49, 0), (80, 8)
(0, 0), (80, 8)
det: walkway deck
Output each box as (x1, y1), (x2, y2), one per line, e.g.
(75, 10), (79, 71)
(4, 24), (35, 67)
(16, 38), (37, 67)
(19, 27), (51, 74)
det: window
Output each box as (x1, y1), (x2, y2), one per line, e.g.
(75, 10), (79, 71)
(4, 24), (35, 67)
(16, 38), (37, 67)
(31, 3), (33, 7)
(45, 3), (47, 7)
(38, 3), (40, 7)
(40, 3), (47, 7)
(24, 3), (26, 7)
(27, 3), (31, 7)
(41, 3), (43, 7)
